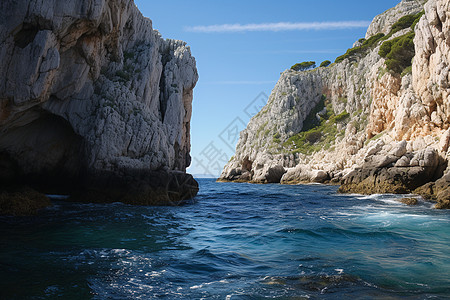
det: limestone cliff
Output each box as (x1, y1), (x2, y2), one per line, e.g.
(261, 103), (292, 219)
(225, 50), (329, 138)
(219, 0), (450, 208)
(0, 0), (198, 211)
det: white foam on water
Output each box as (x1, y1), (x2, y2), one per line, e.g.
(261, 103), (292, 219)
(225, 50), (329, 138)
(415, 283), (428, 287)
(190, 279), (229, 290)
(357, 194), (385, 200)
(128, 278), (154, 289)
(111, 248), (130, 255)
(226, 292), (264, 300)
(340, 192), (439, 221)
(334, 211), (361, 217)
(364, 211), (435, 220)
(350, 210), (450, 230)
(335, 193), (363, 197)
(356, 193), (435, 209)
(405, 281), (429, 287)
(144, 270), (166, 277)
(377, 199), (404, 205)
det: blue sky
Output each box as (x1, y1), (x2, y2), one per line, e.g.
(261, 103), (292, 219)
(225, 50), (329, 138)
(134, 0), (400, 177)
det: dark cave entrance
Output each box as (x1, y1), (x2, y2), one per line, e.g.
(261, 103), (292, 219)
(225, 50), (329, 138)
(0, 111), (86, 194)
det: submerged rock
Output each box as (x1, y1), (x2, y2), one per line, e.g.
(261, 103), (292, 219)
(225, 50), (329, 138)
(0, 187), (51, 216)
(399, 197), (419, 206)
(0, 0), (198, 206)
(70, 170), (199, 206)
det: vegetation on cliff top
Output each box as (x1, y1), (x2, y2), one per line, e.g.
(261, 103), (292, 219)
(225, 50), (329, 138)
(335, 33), (385, 63)
(319, 60), (331, 68)
(291, 61), (316, 71)
(334, 10), (424, 65)
(383, 10), (424, 40)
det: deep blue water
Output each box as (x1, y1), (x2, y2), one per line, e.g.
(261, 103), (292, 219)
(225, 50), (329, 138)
(1, 178), (450, 299)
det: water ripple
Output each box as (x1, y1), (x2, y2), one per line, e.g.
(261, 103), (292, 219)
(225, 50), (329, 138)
(0, 179), (449, 299)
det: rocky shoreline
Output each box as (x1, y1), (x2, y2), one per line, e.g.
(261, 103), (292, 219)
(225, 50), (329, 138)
(219, 0), (450, 209)
(218, 138), (450, 208)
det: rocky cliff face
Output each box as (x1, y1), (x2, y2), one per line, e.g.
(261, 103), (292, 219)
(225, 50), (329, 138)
(219, 0), (450, 208)
(365, 0), (427, 38)
(0, 0), (198, 212)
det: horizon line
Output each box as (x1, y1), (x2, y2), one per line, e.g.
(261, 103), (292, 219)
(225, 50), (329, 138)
(185, 21), (371, 33)
(203, 80), (277, 85)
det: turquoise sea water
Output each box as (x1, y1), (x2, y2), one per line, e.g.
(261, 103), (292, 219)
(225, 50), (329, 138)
(1, 178), (449, 299)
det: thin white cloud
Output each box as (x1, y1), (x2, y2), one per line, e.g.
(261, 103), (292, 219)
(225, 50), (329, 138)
(234, 49), (345, 55)
(270, 49), (345, 54)
(203, 80), (277, 85)
(185, 21), (371, 33)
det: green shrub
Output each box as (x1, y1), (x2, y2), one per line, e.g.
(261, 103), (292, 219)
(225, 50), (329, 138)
(335, 48), (357, 64)
(291, 61), (316, 71)
(332, 111), (350, 122)
(335, 33), (385, 63)
(334, 11), (422, 65)
(379, 32), (415, 74)
(320, 60), (331, 68)
(305, 130), (322, 143)
(381, 10), (424, 41)
(391, 14), (417, 33)
(362, 33), (385, 47)
(378, 39), (393, 57)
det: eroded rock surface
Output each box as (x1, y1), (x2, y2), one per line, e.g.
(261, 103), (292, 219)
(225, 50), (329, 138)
(365, 0), (426, 38)
(339, 146), (444, 194)
(0, 0), (198, 211)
